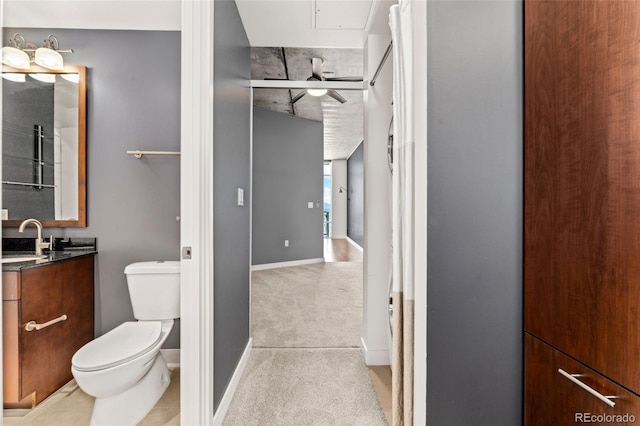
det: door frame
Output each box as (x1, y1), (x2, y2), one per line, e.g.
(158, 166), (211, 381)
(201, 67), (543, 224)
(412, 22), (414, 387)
(178, 1), (427, 424)
(180, 0), (215, 424)
(413, 1), (427, 423)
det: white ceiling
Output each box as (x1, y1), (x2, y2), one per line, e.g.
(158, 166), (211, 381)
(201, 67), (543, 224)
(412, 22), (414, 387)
(236, 0), (393, 48)
(3, 1), (181, 31)
(3, 0), (393, 36)
(236, 0), (370, 48)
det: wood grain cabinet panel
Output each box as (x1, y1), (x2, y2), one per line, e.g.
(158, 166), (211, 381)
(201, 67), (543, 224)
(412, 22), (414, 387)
(525, 0), (640, 396)
(20, 261), (66, 404)
(2, 255), (95, 406)
(526, 334), (640, 426)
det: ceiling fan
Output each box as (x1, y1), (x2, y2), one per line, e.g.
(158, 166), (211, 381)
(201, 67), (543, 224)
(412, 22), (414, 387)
(287, 57), (363, 104)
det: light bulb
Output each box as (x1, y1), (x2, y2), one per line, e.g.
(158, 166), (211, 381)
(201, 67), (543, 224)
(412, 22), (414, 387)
(35, 48), (64, 71)
(1, 46), (30, 69)
(307, 89), (327, 97)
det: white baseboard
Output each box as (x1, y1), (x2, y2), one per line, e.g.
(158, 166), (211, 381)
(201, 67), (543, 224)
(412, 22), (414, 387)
(346, 236), (364, 252)
(251, 258), (324, 271)
(360, 337), (390, 366)
(160, 349), (180, 368)
(212, 338), (253, 426)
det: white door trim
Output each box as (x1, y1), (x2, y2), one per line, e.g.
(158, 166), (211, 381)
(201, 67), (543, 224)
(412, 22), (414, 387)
(180, 0), (215, 424)
(413, 1), (427, 424)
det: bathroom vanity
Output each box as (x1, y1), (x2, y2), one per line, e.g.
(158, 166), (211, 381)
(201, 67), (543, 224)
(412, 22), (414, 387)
(2, 245), (96, 408)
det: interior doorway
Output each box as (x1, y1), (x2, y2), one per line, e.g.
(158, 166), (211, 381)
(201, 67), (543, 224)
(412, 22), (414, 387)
(323, 162), (332, 238)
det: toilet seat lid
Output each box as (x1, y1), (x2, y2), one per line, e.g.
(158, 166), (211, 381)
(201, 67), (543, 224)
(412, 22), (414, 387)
(72, 321), (162, 371)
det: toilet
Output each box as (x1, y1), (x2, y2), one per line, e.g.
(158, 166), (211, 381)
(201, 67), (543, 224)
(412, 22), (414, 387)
(71, 261), (180, 426)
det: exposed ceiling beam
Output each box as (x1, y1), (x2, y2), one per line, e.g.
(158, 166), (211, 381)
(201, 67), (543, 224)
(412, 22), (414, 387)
(250, 80), (366, 90)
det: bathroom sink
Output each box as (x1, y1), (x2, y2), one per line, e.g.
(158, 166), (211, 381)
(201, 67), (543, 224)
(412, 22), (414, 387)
(2, 255), (48, 264)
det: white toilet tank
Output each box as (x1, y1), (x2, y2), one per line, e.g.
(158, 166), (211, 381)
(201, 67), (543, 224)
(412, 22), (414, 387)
(125, 261), (180, 320)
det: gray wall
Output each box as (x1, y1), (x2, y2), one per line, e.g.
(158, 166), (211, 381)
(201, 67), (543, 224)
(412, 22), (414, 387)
(426, 2), (523, 424)
(213, 0), (252, 411)
(3, 28), (181, 348)
(252, 108), (324, 265)
(347, 141), (364, 246)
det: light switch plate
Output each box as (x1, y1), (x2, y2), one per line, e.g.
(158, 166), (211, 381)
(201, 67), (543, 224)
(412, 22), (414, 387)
(308, 202), (314, 209)
(1, 209), (7, 220)
(237, 188), (244, 206)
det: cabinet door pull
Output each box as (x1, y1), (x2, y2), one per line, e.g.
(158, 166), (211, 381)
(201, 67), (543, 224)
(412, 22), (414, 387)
(558, 368), (616, 407)
(24, 314), (67, 332)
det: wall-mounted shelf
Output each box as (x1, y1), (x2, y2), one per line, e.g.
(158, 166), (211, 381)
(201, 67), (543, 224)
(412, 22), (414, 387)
(2, 180), (56, 189)
(126, 150), (181, 159)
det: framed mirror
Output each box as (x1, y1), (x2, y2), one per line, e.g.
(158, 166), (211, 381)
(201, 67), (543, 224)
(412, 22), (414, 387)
(2, 64), (87, 227)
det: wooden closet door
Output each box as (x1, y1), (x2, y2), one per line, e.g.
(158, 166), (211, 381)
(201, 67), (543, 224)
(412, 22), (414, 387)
(525, 0), (640, 394)
(596, 2), (640, 393)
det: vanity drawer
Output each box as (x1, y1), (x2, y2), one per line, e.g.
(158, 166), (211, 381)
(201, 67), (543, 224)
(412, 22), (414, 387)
(525, 333), (640, 425)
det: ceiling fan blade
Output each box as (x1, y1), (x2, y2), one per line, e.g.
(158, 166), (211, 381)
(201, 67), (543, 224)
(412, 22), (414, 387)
(311, 57), (324, 81)
(291, 90), (307, 104)
(326, 90), (347, 104)
(325, 76), (364, 82)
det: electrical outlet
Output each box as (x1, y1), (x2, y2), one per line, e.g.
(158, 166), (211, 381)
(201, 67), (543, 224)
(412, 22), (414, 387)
(285, 239), (289, 247)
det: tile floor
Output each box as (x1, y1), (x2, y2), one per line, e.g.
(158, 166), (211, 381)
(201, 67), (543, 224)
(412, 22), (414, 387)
(2, 368), (180, 426)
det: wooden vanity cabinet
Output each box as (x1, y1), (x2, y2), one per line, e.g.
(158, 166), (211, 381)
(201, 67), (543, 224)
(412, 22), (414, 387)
(2, 255), (95, 407)
(525, 0), (640, 423)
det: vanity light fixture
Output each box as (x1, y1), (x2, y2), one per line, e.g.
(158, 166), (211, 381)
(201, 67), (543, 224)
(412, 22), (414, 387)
(1, 33), (73, 71)
(35, 35), (67, 70)
(1, 34), (32, 69)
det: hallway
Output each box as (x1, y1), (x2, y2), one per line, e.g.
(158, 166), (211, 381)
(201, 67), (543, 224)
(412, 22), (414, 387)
(223, 244), (387, 425)
(323, 238), (363, 263)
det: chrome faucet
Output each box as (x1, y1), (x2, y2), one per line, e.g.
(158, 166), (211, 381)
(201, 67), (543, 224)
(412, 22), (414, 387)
(18, 218), (52, 255)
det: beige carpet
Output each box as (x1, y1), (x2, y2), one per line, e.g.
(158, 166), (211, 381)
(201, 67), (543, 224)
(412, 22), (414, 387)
(252, 262), (363, 348)
(223, 348), (387, 426)
(224, 261), (387, 425)
(2, 368), (180, 426)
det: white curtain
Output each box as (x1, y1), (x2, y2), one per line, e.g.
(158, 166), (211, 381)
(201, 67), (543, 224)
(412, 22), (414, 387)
(390, 1), (414, 425)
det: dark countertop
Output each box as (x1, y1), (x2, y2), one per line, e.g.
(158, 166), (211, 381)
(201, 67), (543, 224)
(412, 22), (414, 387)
(2, 250), (97, 272)
(2, 237), (97, 271)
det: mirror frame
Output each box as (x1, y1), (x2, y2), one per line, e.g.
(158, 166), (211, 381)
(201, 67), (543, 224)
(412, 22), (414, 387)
(2, 64), (87, 228)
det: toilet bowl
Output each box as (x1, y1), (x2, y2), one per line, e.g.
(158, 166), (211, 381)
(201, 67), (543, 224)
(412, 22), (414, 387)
(71, 261), (180, 426)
